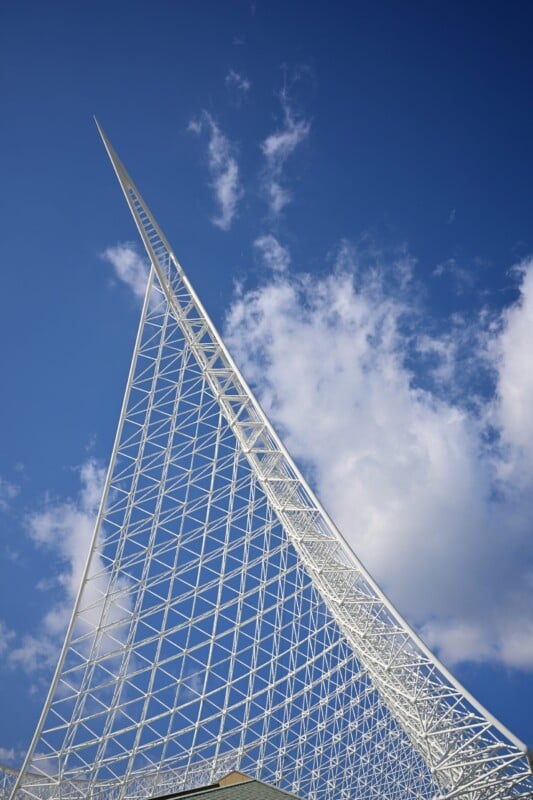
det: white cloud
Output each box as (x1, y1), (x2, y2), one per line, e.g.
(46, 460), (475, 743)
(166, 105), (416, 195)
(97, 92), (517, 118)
(0, 477), (19, 512)
(187, 118), (202, 135)
(27, 460), (105, 601)
(101, 242), (149, 300)
(0, 746), (17, 766)
(261, 88), (310, 216)
(0, 620), (15, 655)
(8, 630), (59, 675)
(254, 234), (291, 273)
(189, 112), (243, 230)
(225, 68), (251, 94)
(224, 247), (533, 670)
(5, 460), (107, 677)
(491, 259), (533, 484)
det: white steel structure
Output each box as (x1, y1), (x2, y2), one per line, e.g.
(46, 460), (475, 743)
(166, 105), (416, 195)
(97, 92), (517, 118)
(10, 124), (533, 800)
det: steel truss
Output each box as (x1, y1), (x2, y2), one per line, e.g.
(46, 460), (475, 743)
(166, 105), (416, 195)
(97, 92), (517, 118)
(10, 124), (533, 800)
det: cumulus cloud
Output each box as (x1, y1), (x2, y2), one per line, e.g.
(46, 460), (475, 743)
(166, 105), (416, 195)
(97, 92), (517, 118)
(189, 112), (243, 230)
(102, 242), (149, 300)
(254, 234), (291, 273)
(261, 88), (310, 216)
(224, 247), (533, 670)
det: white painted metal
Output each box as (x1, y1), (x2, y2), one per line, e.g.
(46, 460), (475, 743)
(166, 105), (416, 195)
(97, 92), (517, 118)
(10, 124), (533, 800)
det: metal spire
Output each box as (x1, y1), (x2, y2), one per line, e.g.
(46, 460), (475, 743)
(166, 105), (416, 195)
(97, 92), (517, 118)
(94, 116), (175, 279)
(10, 124), (533, 800)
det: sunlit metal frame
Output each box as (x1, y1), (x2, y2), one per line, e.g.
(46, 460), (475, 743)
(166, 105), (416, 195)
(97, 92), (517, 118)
(9, 123), (533, 800)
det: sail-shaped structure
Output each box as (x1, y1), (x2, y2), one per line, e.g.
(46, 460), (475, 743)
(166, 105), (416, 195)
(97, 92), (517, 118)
(10, 124), (533, 800)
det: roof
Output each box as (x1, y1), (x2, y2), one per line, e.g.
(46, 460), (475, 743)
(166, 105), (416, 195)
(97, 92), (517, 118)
(151, 771), (301, 800)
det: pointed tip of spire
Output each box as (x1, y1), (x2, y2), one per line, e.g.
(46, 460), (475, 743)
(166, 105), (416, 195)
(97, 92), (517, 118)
(94, 117), (116, 160)
(93, 116), (109, 147)
(93, 117), (175, 263)
(94, 118), (127, 186)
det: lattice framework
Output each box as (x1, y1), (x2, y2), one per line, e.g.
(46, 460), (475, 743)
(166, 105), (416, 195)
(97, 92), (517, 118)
(9, 124), (533, 800)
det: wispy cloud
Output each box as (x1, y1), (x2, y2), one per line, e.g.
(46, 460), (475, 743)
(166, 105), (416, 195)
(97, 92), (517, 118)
(433, 257), (476, 294)
(261, 88), (310, 216)
(189, 112), (243, 230)
(225, 248), (533, 671)
(101, 242), (149, 300)
(254, 234), (291, 273)
(225, 68), (251, 94)
(0, 621), (15, 656)
(0, 477), (19, 512)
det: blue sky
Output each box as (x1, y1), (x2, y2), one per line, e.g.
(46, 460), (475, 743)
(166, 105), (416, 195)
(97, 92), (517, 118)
(1, 0), (533, 768)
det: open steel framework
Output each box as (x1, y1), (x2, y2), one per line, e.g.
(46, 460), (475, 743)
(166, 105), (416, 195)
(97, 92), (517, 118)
(10, 124), (533, 800)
